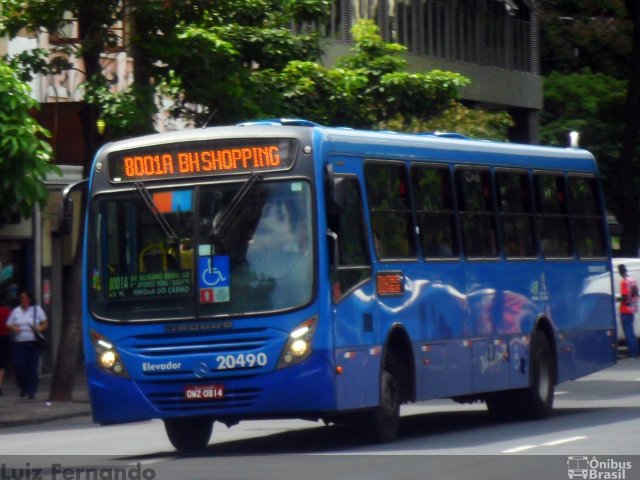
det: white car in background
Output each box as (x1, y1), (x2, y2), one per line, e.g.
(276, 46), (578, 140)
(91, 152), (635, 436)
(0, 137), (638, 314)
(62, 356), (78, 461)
(612, 258), (640, 343)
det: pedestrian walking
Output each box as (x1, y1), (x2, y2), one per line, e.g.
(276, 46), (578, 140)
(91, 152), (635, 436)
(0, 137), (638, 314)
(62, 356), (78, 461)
(0, 298), (11, 395)
(6, 290), (48, 399)
(619, 264), (639, 358)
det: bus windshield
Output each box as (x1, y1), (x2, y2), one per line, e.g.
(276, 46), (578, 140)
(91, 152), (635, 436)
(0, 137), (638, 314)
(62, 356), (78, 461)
(89, 179), (314, 321)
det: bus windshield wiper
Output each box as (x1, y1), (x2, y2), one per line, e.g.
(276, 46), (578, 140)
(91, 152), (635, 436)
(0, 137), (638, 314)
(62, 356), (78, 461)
(211, 173), (263, 244)
(134, 182), (178, 242)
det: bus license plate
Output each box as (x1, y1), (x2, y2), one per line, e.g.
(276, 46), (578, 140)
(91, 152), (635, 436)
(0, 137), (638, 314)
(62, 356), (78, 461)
(184, 384), (224, 401)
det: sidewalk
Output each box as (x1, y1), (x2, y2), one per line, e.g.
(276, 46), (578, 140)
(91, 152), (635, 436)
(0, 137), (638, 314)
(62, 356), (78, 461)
(0, 373), (91, 428)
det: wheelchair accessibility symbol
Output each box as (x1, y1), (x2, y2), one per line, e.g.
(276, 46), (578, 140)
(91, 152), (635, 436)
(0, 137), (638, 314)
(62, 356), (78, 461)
(202, 258), (227, 286)
(199, 255), (230, 289)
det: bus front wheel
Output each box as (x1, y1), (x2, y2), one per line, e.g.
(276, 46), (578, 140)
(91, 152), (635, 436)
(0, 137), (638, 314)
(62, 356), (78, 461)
(164, 417), (213, 451)
(365, 356), (401, 443)
(517, 331), (555, 419)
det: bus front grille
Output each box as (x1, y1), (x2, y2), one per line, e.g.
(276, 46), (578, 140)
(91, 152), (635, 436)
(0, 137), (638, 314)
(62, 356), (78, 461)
(125, 328), (277, 357)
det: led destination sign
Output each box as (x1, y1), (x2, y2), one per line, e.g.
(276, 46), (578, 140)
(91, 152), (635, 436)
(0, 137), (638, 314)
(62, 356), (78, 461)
(108, 138), (296, 182)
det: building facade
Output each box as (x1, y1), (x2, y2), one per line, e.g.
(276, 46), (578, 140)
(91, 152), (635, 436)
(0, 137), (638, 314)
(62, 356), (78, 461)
(322, 0), (541, 142)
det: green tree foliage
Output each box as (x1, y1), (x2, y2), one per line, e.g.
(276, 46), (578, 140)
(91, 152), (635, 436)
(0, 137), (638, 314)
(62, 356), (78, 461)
(0, 0), (119, 402)
(277, 20), (472, 129)
(0, 0), (329, 133)
(131, 0), (329, 127)
(540, 0), (631, 78)
(540, 0), (640, 255)
(541, 70), (625, 155)
(383, 101), (514, 141)
(83, 78), (156, 138)
(1, 3), (504, 138)
(0, 59), (58, 225)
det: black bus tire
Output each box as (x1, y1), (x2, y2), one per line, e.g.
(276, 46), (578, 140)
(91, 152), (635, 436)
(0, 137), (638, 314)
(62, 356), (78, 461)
(367, 355), (401, 443)
(164, 417), (213, 451)
(517, 331), (555, 419)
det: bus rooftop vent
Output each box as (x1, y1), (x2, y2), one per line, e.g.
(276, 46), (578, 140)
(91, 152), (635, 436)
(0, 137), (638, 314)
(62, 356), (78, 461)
(416, 131), (470, 140)
(237, 118), (320, 127)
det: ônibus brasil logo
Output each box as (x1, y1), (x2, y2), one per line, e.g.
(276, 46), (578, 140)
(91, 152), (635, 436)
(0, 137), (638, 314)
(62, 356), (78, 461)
(567, 456), (632, 480)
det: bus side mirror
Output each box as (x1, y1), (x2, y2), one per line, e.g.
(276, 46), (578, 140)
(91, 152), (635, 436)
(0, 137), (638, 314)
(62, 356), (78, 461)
(60, 196), (74, 236)
(325, 164), (346, 215)
(60, 179), (88, 236)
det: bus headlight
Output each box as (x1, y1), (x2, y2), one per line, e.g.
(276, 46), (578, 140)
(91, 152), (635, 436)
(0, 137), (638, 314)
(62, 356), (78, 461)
(91, 330), (128, 377)
(277, 317), (317, 369)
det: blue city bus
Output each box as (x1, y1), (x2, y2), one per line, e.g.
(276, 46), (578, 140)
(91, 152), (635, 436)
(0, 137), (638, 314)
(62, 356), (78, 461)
(79, 119), (617, 450)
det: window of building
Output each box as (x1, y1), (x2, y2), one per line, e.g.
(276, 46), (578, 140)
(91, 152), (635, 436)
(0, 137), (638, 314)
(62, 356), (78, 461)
(456, 167), (498, 258)
(511, 1), (532, 72)
(49, 5), (127, 51)
(496, 169), (536, 258)
(324, 0), (349, 41)
(411, 164), (459, 258)
(422, 0), (448, 58)
(485, 0), (507, 68)
(569, 175), (607, 258)
(49, 11), (80, 45)
(454, 0), (478, 63)
(391, 0), (417, 52)
(351, 0), (378, 20)
(365, 162), (416, 259)
(324, 0), (534, 73)
(534, 173), (572, 258)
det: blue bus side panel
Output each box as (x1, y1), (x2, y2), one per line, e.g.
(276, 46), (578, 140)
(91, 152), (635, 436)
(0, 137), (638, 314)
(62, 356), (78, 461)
(472, 338), (510, 393)
(332, 280), (381, 411)
(335, 257), (615, 403)
(417, 341), (473, 398)
(326, 146), (615, 406)
(557, 329), (616, 383)
(545, 262), (616, 383)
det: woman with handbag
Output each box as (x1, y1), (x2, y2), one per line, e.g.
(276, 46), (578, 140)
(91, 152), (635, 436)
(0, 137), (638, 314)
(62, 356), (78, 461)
(7, 290), (48, 399)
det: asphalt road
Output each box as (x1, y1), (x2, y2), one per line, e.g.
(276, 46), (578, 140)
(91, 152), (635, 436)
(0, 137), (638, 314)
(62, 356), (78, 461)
(1, 359), (640, 480)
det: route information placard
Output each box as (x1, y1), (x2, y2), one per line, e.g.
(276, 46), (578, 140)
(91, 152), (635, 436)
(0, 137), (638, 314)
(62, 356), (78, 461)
(108, 271), (192, 299)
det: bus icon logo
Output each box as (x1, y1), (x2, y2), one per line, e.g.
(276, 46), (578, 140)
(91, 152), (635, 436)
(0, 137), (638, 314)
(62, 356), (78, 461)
(567, 456), (589, 479)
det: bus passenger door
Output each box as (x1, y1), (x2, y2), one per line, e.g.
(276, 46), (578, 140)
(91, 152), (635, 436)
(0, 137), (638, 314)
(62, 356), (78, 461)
(326, 172), (379, 410)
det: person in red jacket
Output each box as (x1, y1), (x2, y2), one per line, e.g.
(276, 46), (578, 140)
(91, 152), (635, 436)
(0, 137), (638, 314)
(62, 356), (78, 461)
(619, 264), (639, 358)
(0, 298), (11, 395)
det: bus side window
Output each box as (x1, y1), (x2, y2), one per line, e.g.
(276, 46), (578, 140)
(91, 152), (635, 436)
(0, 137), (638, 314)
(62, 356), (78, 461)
(327, 175), (371, 302)
(411, 164), (459, 258)
(455, 167), (498, 258)
(569, 175), (607, 258)
(496, 169), (536, 258)
(364, 162), (416, 260)
(534, 173), (572, 258)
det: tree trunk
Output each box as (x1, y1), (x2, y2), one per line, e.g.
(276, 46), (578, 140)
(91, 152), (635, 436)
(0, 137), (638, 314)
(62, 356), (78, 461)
(49, 1), (104, 401)
(48, 217), (84, 401)
(129, 2), (157, 135)
(619, 0), (640, 256)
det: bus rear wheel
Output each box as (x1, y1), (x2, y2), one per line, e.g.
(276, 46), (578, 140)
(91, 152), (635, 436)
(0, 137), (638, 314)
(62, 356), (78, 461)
(516, 331), (555, 419)
(164, 417), (213, 451)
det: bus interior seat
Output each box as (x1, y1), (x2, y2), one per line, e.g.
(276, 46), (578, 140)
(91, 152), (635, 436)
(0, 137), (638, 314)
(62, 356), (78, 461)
(139, 242), (171, 272)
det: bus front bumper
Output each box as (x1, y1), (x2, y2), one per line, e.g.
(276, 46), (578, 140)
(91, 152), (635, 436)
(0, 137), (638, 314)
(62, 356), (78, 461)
(86, 352), (336, 425)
